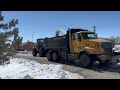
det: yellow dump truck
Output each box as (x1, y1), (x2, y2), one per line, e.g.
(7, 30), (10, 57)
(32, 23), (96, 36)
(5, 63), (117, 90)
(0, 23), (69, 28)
(32, 28), (114, 68)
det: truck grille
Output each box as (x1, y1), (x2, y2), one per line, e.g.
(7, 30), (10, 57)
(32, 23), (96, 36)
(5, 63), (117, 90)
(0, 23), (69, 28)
(101, 43), (113, 53)
(104, 48), (112, 53)
(101, 43), (113, 48)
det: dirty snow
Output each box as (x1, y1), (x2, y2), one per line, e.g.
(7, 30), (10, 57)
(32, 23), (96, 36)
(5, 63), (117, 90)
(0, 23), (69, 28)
(19, 50), (27, 52)
(18, 50), (29, 54)
(16, 53), (32, 56)
(0, 58), (84, 79)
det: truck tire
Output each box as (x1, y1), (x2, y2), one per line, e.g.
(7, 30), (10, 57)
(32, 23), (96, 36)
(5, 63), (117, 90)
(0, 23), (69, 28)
(46, 52), (52, 61)
(39, 50), (44, 57)
(79, 53), (93, 68)
(32, 49), (37, 56)
(52, 52), (58, 61)
(98, 59), (109, 65)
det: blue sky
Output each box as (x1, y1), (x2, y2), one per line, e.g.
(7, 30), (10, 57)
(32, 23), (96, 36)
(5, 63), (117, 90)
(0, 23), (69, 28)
(2, 11), (120, 42)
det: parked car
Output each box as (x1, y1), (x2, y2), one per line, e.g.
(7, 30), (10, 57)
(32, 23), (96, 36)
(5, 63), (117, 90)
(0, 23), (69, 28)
(15, 48), (25, 51)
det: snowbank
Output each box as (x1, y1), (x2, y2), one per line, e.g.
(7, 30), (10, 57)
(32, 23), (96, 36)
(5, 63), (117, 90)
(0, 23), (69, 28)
(19, 50), (28, 54)
(16, 53), (32, 56)
(0, 58), (84, 79)
(113, 45), (120, 53)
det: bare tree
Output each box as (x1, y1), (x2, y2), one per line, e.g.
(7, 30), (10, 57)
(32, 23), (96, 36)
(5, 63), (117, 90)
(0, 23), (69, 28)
(110, 36), (120, 45)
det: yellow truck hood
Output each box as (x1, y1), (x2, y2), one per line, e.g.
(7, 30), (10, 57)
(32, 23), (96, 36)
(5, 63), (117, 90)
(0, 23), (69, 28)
(89, 39), (111, 43)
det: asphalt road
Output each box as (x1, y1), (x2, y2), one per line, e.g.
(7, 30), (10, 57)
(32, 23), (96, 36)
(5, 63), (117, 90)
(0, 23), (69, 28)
(14, 52), (120, 79)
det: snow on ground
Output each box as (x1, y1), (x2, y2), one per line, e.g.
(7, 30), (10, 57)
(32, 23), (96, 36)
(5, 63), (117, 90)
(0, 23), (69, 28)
(113, 45), (120, 53)
(19, 50), (29, 54)
(0, 58), (84, 79)
(16, 53), (32, 56)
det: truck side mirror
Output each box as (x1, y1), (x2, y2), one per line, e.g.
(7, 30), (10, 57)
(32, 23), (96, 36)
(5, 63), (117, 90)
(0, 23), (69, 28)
(78, 38), (81, 41)
(77, 34), (81, 41)
(73, 34), (75, 40)
(73, 33), (81, 41)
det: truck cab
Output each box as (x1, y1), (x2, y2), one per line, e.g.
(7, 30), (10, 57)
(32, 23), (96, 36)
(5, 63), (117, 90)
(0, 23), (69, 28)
(72, 31), (98, 53)
(70, 29), (113, 67)
(32, 39), (45, 57)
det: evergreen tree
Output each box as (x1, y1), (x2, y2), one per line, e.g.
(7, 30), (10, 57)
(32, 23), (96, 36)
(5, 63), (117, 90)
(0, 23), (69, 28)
(0, 11), (22, 64)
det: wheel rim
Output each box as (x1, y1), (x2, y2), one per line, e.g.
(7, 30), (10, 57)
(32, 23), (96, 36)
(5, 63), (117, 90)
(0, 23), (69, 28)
(32, 50), (35, 55)
(39, 50), (42, 56)
(79, 54), (90, 67)
(52, 53), (57, 61)
(47, 52), (51, 60)
(32, 51), (34, 55)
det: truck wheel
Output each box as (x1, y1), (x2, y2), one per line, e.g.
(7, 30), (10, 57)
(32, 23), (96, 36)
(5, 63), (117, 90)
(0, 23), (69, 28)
(46, 52), (52, 61)
(52, 52), (58, 61)
(32, 49), (37, 56)
(39, 50), (44, 57)
(79, 53), (93, 68)
(98, 60), (109, 65)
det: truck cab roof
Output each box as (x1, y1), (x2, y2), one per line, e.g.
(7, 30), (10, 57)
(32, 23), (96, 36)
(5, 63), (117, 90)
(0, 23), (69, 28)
(67, 28), (95, 34)
(77, 31), (95, 33)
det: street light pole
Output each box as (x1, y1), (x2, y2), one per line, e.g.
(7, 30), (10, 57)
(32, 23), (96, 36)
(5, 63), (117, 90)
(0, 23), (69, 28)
(92, 26), (96, 32)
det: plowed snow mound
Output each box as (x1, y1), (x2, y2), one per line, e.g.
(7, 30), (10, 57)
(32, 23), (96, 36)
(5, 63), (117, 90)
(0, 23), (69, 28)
(0, 58), (84, 79)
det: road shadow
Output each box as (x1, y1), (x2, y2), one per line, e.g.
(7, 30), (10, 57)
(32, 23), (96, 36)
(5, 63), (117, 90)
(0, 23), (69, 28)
(17, 52), (120, 74)
(89, 62), (120, 74)
(56, 60), (81, 67)
(54, 55), (120, 74)
(88, 55), (120, 74)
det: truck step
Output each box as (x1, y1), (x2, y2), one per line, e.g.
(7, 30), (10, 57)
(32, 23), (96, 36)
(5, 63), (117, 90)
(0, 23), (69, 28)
(68, 54), (78, 60)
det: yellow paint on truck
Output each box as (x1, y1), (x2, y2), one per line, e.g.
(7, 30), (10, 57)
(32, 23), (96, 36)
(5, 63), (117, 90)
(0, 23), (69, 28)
(71, 31), (111, 55)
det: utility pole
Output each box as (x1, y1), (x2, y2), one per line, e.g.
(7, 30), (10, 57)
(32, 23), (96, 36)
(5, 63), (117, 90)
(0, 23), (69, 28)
(92, 26), (96, 32)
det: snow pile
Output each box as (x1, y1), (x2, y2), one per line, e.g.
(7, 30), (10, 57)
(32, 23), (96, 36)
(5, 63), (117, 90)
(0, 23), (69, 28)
(113, 45), (120, 53)
(16, 53), (32, 56)
(0, 58), (84, 79)
(19, 50), (28, 54)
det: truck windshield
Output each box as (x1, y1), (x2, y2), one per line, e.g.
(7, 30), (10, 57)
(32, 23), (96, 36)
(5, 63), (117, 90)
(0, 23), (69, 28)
(82, 33), (97, 39)
(37, 39), (44, 43)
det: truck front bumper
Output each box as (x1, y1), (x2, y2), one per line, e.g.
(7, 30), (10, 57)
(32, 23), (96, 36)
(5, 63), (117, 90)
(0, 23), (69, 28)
(98, 54), (112, 61)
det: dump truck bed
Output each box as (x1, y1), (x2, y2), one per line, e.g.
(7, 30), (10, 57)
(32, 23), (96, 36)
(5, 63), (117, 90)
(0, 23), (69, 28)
(44, 35), (67, 49)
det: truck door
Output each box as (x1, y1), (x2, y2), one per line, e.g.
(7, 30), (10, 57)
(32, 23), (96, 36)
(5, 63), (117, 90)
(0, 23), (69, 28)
(71, 33), (81, 53)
